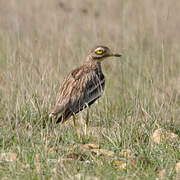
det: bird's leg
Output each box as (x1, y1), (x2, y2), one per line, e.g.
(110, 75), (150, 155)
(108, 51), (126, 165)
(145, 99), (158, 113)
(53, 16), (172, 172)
(72, 114), (78, 135)
(85, 105), (89, 136)
(72, 114), (76, 128)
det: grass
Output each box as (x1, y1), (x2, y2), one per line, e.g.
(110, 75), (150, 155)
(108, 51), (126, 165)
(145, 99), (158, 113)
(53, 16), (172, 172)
(0, 0), (180, 179)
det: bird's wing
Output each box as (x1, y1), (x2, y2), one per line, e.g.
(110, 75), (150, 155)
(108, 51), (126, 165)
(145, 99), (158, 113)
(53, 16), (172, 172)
(69, 68), (105, 114)
(51, 66), (105, 118)
(50, 71), (77, 117)
(84, 72), (105, 107)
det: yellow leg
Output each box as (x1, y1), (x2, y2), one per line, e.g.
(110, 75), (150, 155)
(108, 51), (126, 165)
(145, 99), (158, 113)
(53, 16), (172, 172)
(85, 109), (89, 135)
(72, 115), (76, 128)
(72, 115), (78, 135)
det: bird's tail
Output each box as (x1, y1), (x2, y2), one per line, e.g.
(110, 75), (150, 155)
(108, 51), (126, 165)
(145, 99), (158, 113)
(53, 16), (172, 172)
(56, 115), (62, 123)
(49, 112), (62, 124)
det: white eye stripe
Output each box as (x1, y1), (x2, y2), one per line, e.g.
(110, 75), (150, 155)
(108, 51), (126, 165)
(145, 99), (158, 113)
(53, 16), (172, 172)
(95, 47), (104, 52)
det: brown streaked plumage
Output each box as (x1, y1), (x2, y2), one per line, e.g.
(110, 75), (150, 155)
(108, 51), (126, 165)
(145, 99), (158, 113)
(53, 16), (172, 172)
(50, 45), (121, 134)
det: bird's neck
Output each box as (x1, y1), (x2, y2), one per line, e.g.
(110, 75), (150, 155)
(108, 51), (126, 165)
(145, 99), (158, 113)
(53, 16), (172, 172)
(85, 56), (102, 70)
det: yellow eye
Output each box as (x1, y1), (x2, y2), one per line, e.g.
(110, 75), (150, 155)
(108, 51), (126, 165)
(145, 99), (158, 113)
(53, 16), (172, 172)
(96, 50), (104, 54)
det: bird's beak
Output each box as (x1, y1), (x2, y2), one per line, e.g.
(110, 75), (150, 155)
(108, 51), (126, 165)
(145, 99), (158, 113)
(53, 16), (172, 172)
(109, 53), (122, 57)
(113, 53), (122, 57)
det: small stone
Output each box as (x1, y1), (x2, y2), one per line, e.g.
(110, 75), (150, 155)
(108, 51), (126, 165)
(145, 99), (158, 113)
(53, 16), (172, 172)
(83, 143), (99, 149)
(175, 161), (180, 173)
(52, 168), (57, 174)
(91, 149), (114, 157)
(157, 169), (166, 179)
(0, 152), (17, 162)
(85, 160), (93, 165)
(150, 128), (178, 144)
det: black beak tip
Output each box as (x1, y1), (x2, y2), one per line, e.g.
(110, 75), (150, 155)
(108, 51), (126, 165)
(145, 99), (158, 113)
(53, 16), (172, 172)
(114, 53), (122, 57)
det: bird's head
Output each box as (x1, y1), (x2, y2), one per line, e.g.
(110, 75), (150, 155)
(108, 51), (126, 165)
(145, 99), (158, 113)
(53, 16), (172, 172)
(87, 45), (122, 62)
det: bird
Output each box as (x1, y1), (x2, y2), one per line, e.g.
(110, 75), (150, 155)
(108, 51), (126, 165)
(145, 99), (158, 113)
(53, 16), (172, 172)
(50, 45), (122, 135)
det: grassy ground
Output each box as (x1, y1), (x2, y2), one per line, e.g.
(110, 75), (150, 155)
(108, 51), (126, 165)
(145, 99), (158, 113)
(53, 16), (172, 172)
(0, 0), (180, 179)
